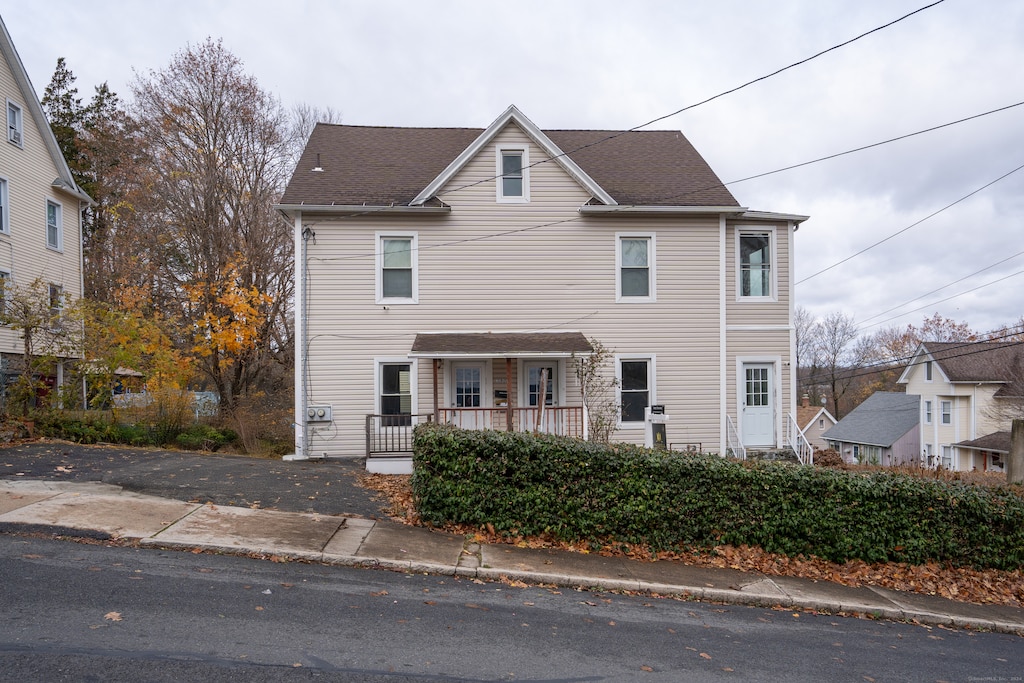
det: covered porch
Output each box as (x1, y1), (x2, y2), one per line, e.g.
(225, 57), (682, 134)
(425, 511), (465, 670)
(366, 331), (592, 472)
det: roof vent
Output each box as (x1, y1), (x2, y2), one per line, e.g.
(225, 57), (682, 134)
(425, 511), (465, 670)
(312, 153), (324, 173)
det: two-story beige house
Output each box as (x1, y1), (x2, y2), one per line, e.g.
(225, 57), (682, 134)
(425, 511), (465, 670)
(898, 341), (1023, 471)
(279, 106), (807, 470)
(0, 17), (90, 403)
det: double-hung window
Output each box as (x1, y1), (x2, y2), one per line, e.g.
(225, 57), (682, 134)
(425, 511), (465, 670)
(738, 230), (774, 299)
(7, 100), (23, 147)
(46, 200), (62, 251)
(618, 356), (654, 426)
(940, 400), (952, 425)
(0, 177), (8, 234)
(497, 147), (529, 202)
(48, 283), (63, 328)
(924, 400), (932, 424)
(379, 361), (413, 426)
(0, 270), (10, 318)
(616, 233), (655, 302)
(376, 233), (417, 303)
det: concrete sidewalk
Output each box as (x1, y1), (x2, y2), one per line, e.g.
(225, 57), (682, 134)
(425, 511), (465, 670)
(2, 479), (1022, 636)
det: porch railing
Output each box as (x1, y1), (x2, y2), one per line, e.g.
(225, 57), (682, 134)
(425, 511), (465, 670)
(365, 414), (433, 458)
(725, 415), (746, 460)
(786, 413), (814, 465)
(437, 406), (585, 438)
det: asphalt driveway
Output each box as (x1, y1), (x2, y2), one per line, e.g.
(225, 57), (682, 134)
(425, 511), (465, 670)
(0, 441), (389, 518)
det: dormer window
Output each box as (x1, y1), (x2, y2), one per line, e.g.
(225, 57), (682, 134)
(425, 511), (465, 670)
(497, 147), (529, 202)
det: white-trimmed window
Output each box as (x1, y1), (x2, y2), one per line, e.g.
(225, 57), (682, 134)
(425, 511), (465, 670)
(7, 100), (23, 147)
(377, 359), (416, 426)
(0, 269), (10, 317)
(924, 400), (932, 424)
(924, 360), (933, 381)
(376, 233), (417, 303)
(616, 233), (656, 302)
(496, 146), (529, 202)
(617, 355), (655, 426)
(941, 445), (954, 470)
(46, 199), (62, 251)
(737, 229), (775, 299)
(0, 177), (8, 233)
(48, 283), (63, 327)
(940, 400), (952, 425)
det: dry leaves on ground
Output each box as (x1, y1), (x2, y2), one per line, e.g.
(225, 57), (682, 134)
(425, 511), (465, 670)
(356, 474), (1024, 608)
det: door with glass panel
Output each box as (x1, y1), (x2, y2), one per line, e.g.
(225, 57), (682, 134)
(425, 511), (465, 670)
(741, 363), (775, 447)
(523, 362), (557, 433)
(450, 362), (486, 429)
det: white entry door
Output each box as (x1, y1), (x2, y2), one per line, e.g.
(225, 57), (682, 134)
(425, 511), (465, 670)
(450, 362), (486, 429)
(741, 363), (775, 447)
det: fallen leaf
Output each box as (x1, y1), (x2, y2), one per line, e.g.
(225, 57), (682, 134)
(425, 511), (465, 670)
(641, 665), (654, 672)
(255, 606), (264, 611)
(700, 653), (712, 660)
(104, 612), (122, 622)
(371, 590), (388, 597)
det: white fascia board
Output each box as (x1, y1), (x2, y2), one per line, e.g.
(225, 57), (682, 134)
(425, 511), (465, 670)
(408, 351), (588, 359)
(411, 104), (617, 206)
(580, 205), (747, 215)
(895, 344), (929, 384)
(275, 204), (450, 217)
(738, 210), (810, 224)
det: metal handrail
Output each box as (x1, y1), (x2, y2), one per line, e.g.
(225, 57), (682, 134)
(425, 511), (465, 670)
(725, 415), (746, 460)
(786, 413), (814, 465)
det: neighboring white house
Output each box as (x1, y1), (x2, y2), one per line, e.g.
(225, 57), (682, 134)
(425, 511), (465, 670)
(823, 391), (921, 466)
(0, 17), (90, 401)
(795, 394), (837, 453)
(278, 105), (808, 470)
(898, 341), (1023, 471)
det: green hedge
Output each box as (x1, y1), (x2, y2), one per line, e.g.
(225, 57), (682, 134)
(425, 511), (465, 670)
(411, 423), (1024, 570)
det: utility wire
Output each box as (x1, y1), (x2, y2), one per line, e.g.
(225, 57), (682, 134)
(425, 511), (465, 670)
(856, 248), (1024, 327)
(795, 158), (1024, 285)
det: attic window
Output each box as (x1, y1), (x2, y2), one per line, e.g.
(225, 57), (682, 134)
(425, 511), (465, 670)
(7, 100), (23, 147)
(497, 147), (529, 203)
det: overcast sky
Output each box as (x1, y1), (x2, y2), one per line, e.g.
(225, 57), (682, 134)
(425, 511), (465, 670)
(4, 1), (1022, 337)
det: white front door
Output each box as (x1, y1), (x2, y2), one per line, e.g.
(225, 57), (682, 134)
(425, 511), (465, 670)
(741, 363), (775, 447)
(450, 362), (487, 429)
(523, 362), (558, 433)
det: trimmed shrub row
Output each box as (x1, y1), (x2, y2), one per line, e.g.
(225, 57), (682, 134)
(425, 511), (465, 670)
(411, 423), (1024, 571)
(33, 412), (237, 451)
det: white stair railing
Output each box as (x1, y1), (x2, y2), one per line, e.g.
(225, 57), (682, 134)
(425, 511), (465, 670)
(725, 415), (746, 460)
(786, 413), (814, 465)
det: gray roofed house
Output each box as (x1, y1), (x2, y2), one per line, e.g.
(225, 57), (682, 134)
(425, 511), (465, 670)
(278, 105), (809, 471)
(823, 392), (921, 466)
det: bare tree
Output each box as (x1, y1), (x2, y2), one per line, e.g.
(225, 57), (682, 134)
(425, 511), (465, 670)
(288, 103), (342, 167)
(130, 39), (294, 406)
(811, 311), (864, 419)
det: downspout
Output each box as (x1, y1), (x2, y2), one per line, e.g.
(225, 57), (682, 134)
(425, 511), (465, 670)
(719, 213), (728, 455)
(285, 211), (307, 460)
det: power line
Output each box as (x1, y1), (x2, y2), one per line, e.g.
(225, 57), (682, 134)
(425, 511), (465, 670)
(856, 248), (1024, 327)
(798, 158), (1024, 286)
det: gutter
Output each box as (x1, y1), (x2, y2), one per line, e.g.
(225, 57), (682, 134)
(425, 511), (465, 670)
(579, 205), (748, 216)
(275, 203), (450, 216)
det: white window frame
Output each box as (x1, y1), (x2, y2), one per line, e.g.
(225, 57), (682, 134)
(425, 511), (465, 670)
(0, 269), (10, 319)
(48, 282), (63, 329)
(7, 100), (23, 147)
(374, 357), (418, 420)
(0, 176), (8, 234)
(736, 227), (777, 301)
(941, 445), (954, 470)
(46, 199), (63, 251)
(616, 354), (655, 429)
(924, 360), (933, 382)
(924, 400), (932, 424)
(940, 400), (952, 425)
(375, 232), (418, 304)
(615, 232), (656, 303)
(496, 145), (529, 203)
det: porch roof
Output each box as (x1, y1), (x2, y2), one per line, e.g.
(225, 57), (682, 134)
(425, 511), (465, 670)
(409, 331), (593, 359)
(954, 431), (1011, 454)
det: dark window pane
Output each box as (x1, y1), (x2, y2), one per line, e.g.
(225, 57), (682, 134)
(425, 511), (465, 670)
(502, 176), (523, 197)
(621, 361), (648, 391)
(621, 391), (648, 423)
(621, 268), (649, 297)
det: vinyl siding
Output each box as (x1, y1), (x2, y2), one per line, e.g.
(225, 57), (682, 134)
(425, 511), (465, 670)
(300, 124), (794, 457)
(0, 49), (83, 357)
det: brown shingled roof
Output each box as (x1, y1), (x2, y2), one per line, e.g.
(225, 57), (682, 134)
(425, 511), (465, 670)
(410, 332), (592, 357)
(924, 342), (1024, 397)
(281, 122), (738, 208)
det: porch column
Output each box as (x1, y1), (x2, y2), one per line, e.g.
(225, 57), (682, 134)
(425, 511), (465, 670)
(506, 357), (513, 431)
(432, 359), (440, 422)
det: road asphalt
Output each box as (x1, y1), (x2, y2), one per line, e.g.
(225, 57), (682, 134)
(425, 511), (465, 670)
(1, 441), (1022, 636)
